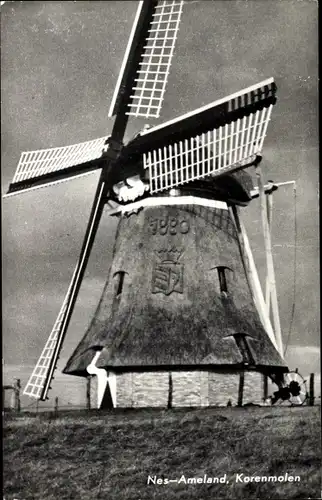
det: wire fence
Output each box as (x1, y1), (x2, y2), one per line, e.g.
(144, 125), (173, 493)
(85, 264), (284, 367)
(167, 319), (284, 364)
(3, 372), (319, 416)
(3, 377), (93, 414)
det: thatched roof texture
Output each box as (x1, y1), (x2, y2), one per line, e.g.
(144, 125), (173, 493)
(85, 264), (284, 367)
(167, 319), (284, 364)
(64, 202), (287, 375)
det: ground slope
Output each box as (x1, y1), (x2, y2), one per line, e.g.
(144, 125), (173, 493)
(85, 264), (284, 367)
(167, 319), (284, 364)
(3, 406), (321, 500)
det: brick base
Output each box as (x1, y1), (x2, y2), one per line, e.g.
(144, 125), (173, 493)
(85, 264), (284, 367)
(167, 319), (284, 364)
(91, 370), (266, 408)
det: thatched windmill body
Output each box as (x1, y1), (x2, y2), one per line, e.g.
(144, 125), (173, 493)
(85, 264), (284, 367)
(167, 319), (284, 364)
(6, 0), (302, 408)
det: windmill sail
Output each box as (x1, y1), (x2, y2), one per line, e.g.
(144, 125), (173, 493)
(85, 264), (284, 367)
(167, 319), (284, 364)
(108, 0), (184, 119)
(24, 178), (107, 400)
(5, 136), (110, 197)
(6, 0), (184, 198)
(125, 78), (276, 193)
(23, 274), (77, 399)
(19, 0), (184, 400)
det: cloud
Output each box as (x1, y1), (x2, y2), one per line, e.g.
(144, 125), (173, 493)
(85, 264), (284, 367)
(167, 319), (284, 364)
(285, 345), (320, 376)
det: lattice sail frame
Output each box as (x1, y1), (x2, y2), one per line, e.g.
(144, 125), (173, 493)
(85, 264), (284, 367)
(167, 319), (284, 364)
(109, 0), (184, 119)
(6, 136), (110, 196)
(8, 1), (185, 198)
(128, 1), (184, 117)
(142, 80), (275, 193)
(10, 0), (186, 401)
(23, 274), (77, 399)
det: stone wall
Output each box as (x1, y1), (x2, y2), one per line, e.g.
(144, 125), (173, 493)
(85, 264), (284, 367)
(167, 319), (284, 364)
(112, 370), (265, 408)
(208, 372), (240, 406)
(117, 372), (168, 408)
(90, 375), (98, 408)
(243, 371), (264, 404)
(172, 371), (208, 407)
(116, 373), (133, 407)
(132, 372), (169, 408)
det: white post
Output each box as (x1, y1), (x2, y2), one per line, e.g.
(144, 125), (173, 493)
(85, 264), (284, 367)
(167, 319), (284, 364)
(231, 206), (279, 352)
(255, 166), (283, 357)
(265, 185), (274, 315)
(86, 351), (109, 409)
(86, 351), (117, 408)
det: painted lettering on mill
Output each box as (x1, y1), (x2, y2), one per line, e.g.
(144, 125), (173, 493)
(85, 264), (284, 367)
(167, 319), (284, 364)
(152, 248), (184, 295)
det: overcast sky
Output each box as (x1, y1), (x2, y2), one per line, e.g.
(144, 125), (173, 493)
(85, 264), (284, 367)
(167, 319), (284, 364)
(1, 1), (319, 378)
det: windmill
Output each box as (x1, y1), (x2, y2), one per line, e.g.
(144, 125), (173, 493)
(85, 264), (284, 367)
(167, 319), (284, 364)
(4, 0), (306, 408)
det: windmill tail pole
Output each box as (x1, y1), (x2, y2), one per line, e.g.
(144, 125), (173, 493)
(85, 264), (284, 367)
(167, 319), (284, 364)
(230, 205), (279, 352)
(263, 179), (297, 312)
(265, 189), (273, 315)
(255, 165), (284, 358)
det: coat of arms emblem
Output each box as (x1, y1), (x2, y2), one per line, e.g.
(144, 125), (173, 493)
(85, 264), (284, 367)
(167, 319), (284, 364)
(152, 248), (184, 296)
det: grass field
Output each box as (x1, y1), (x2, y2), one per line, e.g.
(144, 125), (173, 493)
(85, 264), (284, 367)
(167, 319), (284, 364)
(3, 406), (321, 500)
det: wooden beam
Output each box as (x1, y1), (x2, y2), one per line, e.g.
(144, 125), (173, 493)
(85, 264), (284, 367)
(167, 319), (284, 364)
(255, 166), (283, 357)
(230, 205), (279, 352)
(263, 373), (268, 401)
(250, 180), (295, 199)
(265, 189), (274, 315)
(238, 371), (244, 407)
(86, 376), (91, 411)
(168, 372), (173, 409)
(14, 379), (21, 412)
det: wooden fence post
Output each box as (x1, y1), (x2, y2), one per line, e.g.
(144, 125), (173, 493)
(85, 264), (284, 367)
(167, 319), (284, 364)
(238, 371), (244, 407)
(54, 396), (59, 415)
(14, 379), (21, 412)
(167, 372), (173, 409)
(263, 374), (268, 401)
(309, 373), (314, 406)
